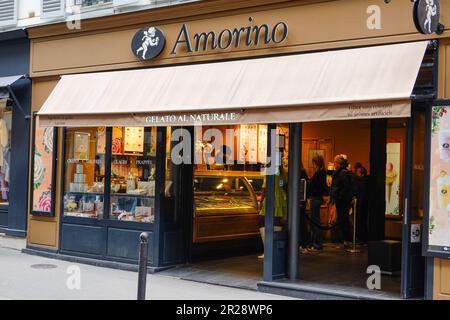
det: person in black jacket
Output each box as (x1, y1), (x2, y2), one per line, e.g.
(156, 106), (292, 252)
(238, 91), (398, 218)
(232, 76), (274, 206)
(299, 162), (310, 254)
(329, 154), (353, 247)
(309, 155), (327, 251)
(353, 166), (369, 244)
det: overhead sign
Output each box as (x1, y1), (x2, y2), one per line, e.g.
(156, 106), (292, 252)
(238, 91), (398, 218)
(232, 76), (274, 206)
(132, 18), (288, 60)
(413, 0), (440, 35)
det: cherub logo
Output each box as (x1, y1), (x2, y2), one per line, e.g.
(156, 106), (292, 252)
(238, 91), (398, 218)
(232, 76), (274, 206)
(131, 27), (166, 61)
(413, 0), (440, 35)
(424, 0), (438, 34)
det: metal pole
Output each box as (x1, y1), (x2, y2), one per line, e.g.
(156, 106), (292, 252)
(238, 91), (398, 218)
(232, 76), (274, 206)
(287, 123), (301, 279)
(137, 232), (149, 300)
(347, 198), (360, 253)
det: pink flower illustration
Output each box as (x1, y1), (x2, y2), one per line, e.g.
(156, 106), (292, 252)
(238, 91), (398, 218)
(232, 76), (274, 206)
(38, 191), (52, 212)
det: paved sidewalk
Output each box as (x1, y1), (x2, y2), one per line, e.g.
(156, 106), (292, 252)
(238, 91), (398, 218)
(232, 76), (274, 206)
(0, 248), (292, 300)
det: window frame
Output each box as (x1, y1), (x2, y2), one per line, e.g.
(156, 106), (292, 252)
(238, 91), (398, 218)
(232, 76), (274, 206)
(60, 126), (164, 225)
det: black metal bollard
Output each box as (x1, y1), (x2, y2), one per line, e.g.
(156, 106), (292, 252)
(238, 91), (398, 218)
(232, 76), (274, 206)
(137, 232), (149, 300)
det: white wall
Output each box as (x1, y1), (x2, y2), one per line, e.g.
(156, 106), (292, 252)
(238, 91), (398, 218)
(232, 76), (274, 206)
(2, 0), (196, 32)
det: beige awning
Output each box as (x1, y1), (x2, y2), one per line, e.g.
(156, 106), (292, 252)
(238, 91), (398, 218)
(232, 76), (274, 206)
(38, 41), (428, 127)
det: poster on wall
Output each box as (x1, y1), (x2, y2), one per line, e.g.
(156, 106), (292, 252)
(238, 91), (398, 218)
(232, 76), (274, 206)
(427, 104), (450, 256)
(258, 125), (268, 164)
(96, 127), (106, 154)
(386, 142), (401, 216)
(124, 127), (144, 153)
(73, 132), (90, 160)
(238, 125), (258, 164)
(31, 116), (56, 216)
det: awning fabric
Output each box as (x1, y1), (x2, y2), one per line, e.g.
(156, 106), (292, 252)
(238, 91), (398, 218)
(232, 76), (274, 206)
(38, 41), (428, 127)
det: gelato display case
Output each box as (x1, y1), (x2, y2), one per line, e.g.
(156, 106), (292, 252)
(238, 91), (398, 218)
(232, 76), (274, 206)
(193, 171), (263, 243)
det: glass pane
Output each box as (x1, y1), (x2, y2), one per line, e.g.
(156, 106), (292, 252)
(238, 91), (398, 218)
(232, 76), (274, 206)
(63, 127), (105, 219)
(0, 108), (11, 205)
(109, 127), (156, 223)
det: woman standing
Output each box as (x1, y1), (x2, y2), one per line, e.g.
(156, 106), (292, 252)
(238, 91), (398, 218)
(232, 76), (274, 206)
(309, 155), (327, 251)
(258, 164), (288, 258)
(329, 154), (353, 248)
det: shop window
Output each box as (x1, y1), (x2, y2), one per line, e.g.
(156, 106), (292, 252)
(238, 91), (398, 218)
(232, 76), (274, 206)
(109, 127), (157, 223)
(63, 127), (105, 219)
(0, 106), (11, 205)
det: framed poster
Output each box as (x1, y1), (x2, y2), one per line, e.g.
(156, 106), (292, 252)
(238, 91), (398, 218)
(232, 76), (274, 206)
(73, 131), (90, 160)
(124, 127), (144, 153)
(112, 126), (123, 154)
(386, 141), (402, 216)
(424, 101), (450, 258)
(96, 127), (106, 154)
(30, 114), (57, 216)
(258, 125), (268, 164)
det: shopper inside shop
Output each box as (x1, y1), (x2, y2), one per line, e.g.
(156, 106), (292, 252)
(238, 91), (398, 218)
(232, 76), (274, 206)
(308, 155), (328, 251)
(258, 163), (288, 259)
(328, 154), (353, 249)
(352, 163), (370, 245)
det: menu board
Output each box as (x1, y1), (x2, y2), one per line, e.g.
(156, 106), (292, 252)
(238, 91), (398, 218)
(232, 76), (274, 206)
(238, 125), (258, 163)
(258, 125), (268, 164)
(428, 105), (450, 255)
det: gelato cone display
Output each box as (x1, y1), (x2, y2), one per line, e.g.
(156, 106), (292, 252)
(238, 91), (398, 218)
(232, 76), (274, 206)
(437, 171), (450, 210)
(386, 162), (398, 204)
(439, 129), (450, 161)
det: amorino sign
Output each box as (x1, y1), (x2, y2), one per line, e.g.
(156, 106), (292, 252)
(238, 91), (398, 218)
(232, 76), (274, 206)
(132, 17), (288, 60)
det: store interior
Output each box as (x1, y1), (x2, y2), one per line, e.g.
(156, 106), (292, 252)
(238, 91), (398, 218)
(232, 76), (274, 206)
(161, 114), (426, 298)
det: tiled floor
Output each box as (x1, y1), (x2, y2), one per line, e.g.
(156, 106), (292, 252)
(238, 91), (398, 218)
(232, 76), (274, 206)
(160, 243), (401, 298)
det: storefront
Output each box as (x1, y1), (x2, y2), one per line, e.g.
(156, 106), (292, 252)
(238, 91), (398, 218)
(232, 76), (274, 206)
(0, 29), (31, 237)
(26, 0), (450, 299)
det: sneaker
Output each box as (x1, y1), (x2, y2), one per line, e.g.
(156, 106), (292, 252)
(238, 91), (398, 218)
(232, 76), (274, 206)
(257, 254), (264, 259)
(344, 241), (353, 248)
(299, 247), (310, 254)
(309, 246), (323, 252)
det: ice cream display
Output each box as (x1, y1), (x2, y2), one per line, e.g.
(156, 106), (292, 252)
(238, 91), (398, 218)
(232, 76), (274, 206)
(439, 129), (450, 161)
(437, 171), (450, 210)
(386, 162), (398, 204)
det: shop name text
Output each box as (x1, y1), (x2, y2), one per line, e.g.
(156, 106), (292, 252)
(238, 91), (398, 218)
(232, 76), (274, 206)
(171, 19), (288, 54)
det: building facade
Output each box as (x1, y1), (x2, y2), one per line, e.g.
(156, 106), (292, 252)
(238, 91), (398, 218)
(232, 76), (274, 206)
(0, 29), (31, 237)
(17, 0), (450, 300)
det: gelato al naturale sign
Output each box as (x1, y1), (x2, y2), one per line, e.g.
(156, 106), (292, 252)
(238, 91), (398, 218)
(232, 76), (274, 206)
(145, 112), (240, 125)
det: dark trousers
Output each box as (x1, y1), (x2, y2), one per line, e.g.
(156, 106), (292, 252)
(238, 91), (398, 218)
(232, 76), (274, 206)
(310, 197), (324, 248)
(299, 202), (309, 247)
(336, 200), (352, 242)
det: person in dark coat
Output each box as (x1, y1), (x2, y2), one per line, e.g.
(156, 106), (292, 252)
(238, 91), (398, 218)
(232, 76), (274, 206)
(299, 162), (310, 254)
(308, 155), (327, 251)
(329, 154), (353, 247)
(353, 166), (369, 244)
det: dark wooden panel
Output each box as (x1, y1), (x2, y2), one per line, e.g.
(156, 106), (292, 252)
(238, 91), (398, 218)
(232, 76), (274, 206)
(163, 231), (183, 265)
(193, 214), (260, 243)
(107, 228), (154, 263)
(61, 223), (104, 255)
(0, 209), (7, 227)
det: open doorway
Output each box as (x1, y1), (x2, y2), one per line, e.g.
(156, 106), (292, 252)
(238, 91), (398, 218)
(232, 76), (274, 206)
(294, 118), (406, 298)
